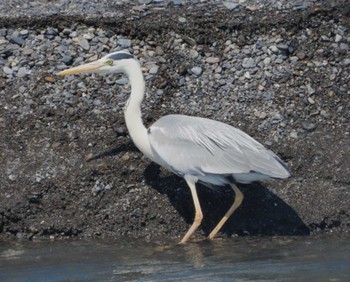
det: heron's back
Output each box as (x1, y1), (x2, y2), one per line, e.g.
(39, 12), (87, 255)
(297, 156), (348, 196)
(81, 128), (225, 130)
(147, 114), (290, 185)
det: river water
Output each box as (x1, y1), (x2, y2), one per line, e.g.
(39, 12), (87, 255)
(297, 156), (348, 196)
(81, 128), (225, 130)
(1, 235), (349, 282)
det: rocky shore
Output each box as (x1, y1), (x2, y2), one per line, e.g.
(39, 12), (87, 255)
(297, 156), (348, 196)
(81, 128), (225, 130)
(0, 0), (349, 241)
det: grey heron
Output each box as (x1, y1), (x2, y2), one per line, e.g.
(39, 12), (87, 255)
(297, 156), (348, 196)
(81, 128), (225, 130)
(58, 50), (291, 243)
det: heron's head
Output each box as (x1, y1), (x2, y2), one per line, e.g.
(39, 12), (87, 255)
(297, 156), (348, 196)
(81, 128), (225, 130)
(58, 50), (135, 76)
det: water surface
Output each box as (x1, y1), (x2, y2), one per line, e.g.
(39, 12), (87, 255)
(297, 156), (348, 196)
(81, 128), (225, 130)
(1, 235), (349, 281)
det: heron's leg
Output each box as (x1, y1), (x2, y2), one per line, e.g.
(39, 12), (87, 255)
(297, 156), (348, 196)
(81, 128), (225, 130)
(179, 177), (203, 244)
(208, 183), (244, 239)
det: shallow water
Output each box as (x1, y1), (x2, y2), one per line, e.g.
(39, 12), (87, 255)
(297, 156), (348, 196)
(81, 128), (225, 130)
(1, 235), (349, 282)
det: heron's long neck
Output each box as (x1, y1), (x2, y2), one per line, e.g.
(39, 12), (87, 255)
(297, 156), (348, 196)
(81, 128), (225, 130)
(124, 61), (154, 160)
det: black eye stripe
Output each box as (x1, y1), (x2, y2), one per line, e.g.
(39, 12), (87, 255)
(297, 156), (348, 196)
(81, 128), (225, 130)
(107, 52), (133, 60)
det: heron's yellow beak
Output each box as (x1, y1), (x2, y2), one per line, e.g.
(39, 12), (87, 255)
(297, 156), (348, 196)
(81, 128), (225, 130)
(57, 61), (102, 76)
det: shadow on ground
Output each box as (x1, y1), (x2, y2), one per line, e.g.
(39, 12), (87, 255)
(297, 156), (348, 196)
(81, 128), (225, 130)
(144, 163), (310, 238)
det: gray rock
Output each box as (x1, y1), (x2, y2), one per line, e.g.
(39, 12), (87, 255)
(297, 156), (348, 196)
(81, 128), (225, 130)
(61, 55), (73, 65)
(93, 99), (101, 106)
(118, 38), (132, 48)
(206, 57), (220, 64)
(17, 67), (27, 78)
(339, 43), (349, 51)
(183, 36), (196, 46)
(335, 34), (342, 42)
(223, 2), (240, 10)
(290, 131), (298, 139)
(79, 38), (90, 50)
(306, 84), (316, 95)
(263, 57), (271, 66)
(189, 49), (199, 59)
(302, 122), (316, 131)
(269, 45), (279, 54)
(149, 65), (159, 74)
(343, 58), (350, 66)
(191, 66), (202, 76)
(9, 36), (24, 46)
(242, 57), (256, 68)
(3, 66), (14, 75)
(116, 78), (128, 85)
(178, 17), (186, 23)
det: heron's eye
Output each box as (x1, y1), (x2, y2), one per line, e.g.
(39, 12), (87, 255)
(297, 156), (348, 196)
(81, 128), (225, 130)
(106, 60), (114, 66)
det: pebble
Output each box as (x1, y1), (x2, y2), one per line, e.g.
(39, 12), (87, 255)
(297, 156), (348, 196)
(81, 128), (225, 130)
(263, 57), (271, 65)
(335, 34), (342, 42)
(189, 49), (199, 59)
(178, 17), (186, 23)
(191, 66), (202, 76)
(302, 122), (316, 131)
(290, 131), (298, 139)
(242, 57), (256, 68)
(17, 67), (27, 78)
(79, 38), (90, 50)
(223, 2), (240, 10)
(339, 43), (349, 51)
(3, 66), (13, 75)
(116, 78), (128, 85)
(9, 36), (24, 46)
(118, 38), (132, 48)
(149, 65), (159, 74)
(62, 55), (73, 65)
(206, 57), (220, 64)
(183, 36), (196, 46)
(307, 97), (315, 104)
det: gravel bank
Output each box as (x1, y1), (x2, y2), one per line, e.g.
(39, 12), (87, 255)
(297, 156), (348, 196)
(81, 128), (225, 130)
(0, 0), (349, 241)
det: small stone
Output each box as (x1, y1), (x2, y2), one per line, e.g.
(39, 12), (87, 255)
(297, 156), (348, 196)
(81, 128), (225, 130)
(242, 57), (256, 68)
(183, 36), (196, 46)
(269, 45), (279, 54)
(307, 97), (315, 104)
(19, 29), (29, 36)
(302, 122), (316, 131)
(277, 44), (289, 51)
(79, 38), (90, 50)
(178, 17), (186, 23)
(343, 58), (350, 66)
(290, 131), (298, 139)
(22, 48), (33, 55)
(44, 76), (56, 83)
(118, 38), (132, 48)
(116, 127), (127, 136)
(3, 66), (13, 75)
(122, 153), (130, 161)
(263, 57), (271, 65)
(17, 67), (27, 78)
(246, 5), (258, 11)
(61, 55), (73, 65)
(191, 66), (202, 76)
(116, 78), (128, 85)
(206, 57), (220, 64)
(149, 65), (159, 74)
(9, 36), (24, 46)
(223, 2), (240, 10)
(155, 46), (164, 56)
(335, 34), (342, 42)
(189, 49), (199, 59)
(339, 43), (349, 51)
(306, 84), (315, 95)
(93, 99), (101, 106)
(296, 52), (306, 60)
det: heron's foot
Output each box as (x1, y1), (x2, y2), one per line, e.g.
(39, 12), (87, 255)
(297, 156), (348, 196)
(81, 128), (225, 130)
(178, 237), (207, 244)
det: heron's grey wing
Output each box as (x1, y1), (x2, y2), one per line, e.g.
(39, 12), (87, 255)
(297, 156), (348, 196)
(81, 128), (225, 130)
(148, 115), (290, 181)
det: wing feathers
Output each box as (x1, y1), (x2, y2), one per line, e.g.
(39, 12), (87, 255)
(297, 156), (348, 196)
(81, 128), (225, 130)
(148, 115), (290, 181)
